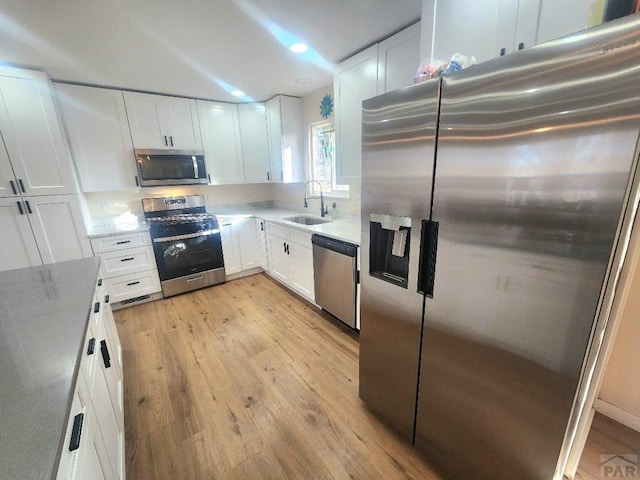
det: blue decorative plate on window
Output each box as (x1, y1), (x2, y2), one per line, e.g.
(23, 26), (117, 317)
(320, 94), (333, 119)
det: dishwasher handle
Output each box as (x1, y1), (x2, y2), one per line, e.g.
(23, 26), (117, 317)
(311, 234), (358, 257)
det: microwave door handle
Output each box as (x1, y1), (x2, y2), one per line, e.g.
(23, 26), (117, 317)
(192, 156), (199, 179)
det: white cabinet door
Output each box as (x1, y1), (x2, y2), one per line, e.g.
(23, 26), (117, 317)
(0, 67), (75, 195)
(256, 218), (268, 270)
(289, 241), (315, 301)
(267, 231), (289, 283)
(25, 194), (92, 265)
(220, 223), (242, 275)
(512, 0), (542, 51)
(431, 0), (505, 64)
(0, 197), (41, 272)
(335, 44), (379, 184)
(0, 135), (18, 198)
(266, 97), (283, 183)
(238, 104), (271, 183)
(377, 22), (421, 94)
(536, 0), (593, 44)
(237, 218), (259, 271)
(123, 91), (167, 149)
(279, 96), (304, 183)
(197, 100), (244, 184)
(163, 97), (202, 150)
(74, 406), (113, 480)
(56, 84), (136, 192)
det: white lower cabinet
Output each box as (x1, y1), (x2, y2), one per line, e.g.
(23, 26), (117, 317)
(57, 276), (125, 480)
(220, 221), (242, 276)
(220, 217), (261, 277)
(265, 222), (315, 302)
(256, 218), (268, 270)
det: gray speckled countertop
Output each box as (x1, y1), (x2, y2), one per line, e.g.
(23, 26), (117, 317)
(0, 257), (101, 480)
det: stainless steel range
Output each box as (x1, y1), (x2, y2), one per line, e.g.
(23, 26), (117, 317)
(143, 195), (225, 297)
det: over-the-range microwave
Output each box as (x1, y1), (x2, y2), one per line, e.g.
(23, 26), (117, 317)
(134, 149), (208, 187)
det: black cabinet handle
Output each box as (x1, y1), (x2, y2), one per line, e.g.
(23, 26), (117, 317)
(260, 221), (264, 231)
(120, 257), (135, 262)
(25, 200), (32, 214)
(97, 278), (102, 286)
(135, 175), (139, 187)
(100, 340), (111, 368)
(69, 413), (84, 451)
(164, 135), (168, 146)
(208, 174), (211, 183)
(287, 244), (290, 255)
(93, 302), (100, 313)
(500, 47), (506, 56)
(17, 201), (24, 215)
(169, 136), (174, 147)
(87, 337), (96, 355)
(116, 240), (131, 245)
(127, 281), (140, 286)
(104, 295), (109, 304)
(518, 42), (525, 50)
(18, 179), (25, 193)
(267, 171), (270, 181)
(417, 220), (439, 298)
(283, 242), (286, 253)
(9, 180), (17, 195)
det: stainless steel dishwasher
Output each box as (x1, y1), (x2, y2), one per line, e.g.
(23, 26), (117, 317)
(311, 234), (358, 329)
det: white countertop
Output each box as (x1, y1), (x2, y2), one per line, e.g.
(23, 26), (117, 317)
(87, 208), (361, 245)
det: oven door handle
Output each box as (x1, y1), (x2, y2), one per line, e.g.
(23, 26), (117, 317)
(153, 229), (220, 243)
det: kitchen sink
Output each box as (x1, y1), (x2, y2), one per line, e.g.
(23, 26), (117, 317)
(284, 215), (333, 226)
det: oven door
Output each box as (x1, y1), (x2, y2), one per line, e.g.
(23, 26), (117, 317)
(135, 149), (208, 186)
(152, 229), (224, 281)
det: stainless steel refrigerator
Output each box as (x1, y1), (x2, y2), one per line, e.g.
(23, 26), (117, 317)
(360, 14), (640, 480)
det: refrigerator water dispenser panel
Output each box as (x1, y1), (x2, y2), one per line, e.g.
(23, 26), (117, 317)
(369, 214), (411, 288)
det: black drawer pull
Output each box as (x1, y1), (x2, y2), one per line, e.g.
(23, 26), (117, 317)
(69, 413), (84, 451)
(93, 302), (100, 313)
(25, 200), (32, 214)
(17, 201), (24, 215)
(100, 340), (111, 368)
(120, 257), (135, 262)
(116, 240), (131, 245)
(18, 178), (26, 193)
(104, 295), (109, 304)
(97, 278), (102, 286)
(87, 337), (96, 355)
(127, 281), (140, 286)
(9, 180), (17, 195)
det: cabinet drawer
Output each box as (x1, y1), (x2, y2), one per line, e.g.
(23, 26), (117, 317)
(288, 228), (311, 246)
(266, 222), (287, 239)
(90, 232), (151, 254)
(106, 270), (161, 303)
(100, 246), (156, 278)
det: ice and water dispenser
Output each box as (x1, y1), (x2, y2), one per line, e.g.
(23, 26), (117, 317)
(369, 214), (411, 288)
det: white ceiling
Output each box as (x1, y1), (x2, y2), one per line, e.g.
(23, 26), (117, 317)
(0, 0), (421, 102)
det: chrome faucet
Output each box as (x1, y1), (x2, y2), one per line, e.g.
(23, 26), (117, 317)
(304, 180), (329, 217)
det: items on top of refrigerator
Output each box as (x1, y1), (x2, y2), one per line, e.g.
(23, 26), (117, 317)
(413, 53), (477, 84)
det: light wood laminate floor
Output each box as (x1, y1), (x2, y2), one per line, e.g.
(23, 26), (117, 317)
(115, 274), (640, 479)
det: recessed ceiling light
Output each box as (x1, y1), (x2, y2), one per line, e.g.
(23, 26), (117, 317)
(290, 43), (309, 53)
(231, 90), (244, 97)
(296, 77), (312, 85)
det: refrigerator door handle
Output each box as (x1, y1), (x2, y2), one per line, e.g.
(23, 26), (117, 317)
(417, 219), (439, 298)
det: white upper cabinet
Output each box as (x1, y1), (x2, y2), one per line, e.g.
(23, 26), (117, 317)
(335, 44), (379, 185)
(377, 22), (422, 93)
(536, 0), (594, 44)
(238, 103), (271, 183)
(0, 197), (41, 272)
(123, 91), (202, 150)
(267, 95), (304, 184)
(56, 84), (136, 192)
(26, 194), (92, 265)
(0, 67), (76, 196)
(197, 100), (244, 185)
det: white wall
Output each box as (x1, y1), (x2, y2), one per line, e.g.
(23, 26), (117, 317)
(271, 84), (361, 221)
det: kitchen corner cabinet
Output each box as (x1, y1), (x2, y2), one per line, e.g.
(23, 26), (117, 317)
(56, 84), (137, 192)
(335, 44), (379, 185)
(0, 67), (76, 196)
(377, 22), (421, 94)
(266, 95), (304, 183)
(123, 91), (202, 150)
(197, 100), (245, 185)
(238, 103), (271, 183)
(265, 222), (315, 301)
(0, 195), (92, 272)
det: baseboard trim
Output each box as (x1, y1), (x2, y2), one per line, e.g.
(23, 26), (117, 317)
(225, 267), (264, 281)
(594, 398), (640, 433)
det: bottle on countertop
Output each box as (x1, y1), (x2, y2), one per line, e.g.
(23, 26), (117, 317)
(330, 202), (339, 219)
